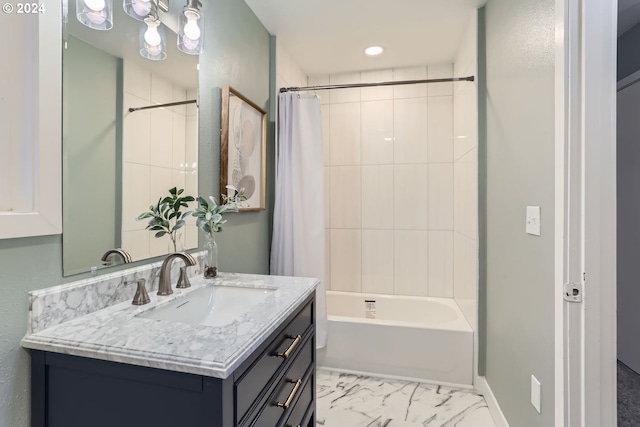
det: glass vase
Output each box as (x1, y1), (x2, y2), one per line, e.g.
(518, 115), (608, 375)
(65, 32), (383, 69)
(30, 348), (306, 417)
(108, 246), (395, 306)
(204, 234), (218, 278)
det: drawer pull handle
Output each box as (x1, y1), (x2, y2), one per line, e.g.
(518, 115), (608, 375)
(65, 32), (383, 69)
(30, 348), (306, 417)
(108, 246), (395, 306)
(275, 379), (302, 409)
(275, 335), (301, 359)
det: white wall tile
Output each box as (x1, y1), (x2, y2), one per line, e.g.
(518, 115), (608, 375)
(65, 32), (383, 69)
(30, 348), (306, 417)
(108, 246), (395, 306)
(321, 105), (331, 165)
(330, 229), (362, 292)
(172, 113), (186, 169)
(330, 166), (361, 229)
(171, 85), (187, 115)
(330, 72), (361, 103)
(454, 231), (477, 301)
(122, 162), (150, 232)
(185, 225), (198, 251)
(428, 231), (454, 297)
(123, 93), (150, 165)
(325, 229), (332, 290)
(277, 42), (292, 86)
(149, 231), (172, 257)
(149, 108), (173, 168)
(149, 166), (173, 205)
(393, 230), (428, 296)
(394, 164), (429, 230)
(309, 75), (331, 105)
(427, 63), (454, 97)
(184, 168), (198, 217)
(428, 96), (453, 163)
(186, 89), (198, 117)
(324, 167), (331, 228)
(453, 82), (477, 161)
(362, 230), (394, 294)
(124, 60), (150, 101)
(362, 165), (394, 229)
(361, 69), (393, 101)
(428, 163), (454, 230)
(122, 230), (150, 261)
(393, 66), (427, 99)
(394, 98), (428, 164)
(185, 116), (198, 166)
(150, 74), (173, 105)
(361, 100), (393, 165)
(454, 148), (478, 239)
(171, 169), (186, 194)
(185, 167), (198, 200)
(330, 103), (360, 166)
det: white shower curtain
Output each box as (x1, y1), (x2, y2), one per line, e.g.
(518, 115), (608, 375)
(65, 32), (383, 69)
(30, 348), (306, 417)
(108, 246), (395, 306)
(271, 92), (328, 349)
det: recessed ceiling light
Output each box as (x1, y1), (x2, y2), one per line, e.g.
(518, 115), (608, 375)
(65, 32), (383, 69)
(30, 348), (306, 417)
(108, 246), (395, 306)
(365, 46), (384, 56)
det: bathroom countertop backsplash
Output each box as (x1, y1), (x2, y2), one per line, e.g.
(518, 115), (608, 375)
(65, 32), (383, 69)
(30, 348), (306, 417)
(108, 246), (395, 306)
(23, 263), (319, 379)
(27, 252), (206, 334)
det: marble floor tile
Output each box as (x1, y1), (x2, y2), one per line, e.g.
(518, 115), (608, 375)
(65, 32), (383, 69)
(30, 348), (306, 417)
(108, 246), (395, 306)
(317, 370), (496, 427)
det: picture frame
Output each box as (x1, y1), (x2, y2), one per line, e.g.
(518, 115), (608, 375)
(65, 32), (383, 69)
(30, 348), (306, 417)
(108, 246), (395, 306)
(220, 86), (267, 211)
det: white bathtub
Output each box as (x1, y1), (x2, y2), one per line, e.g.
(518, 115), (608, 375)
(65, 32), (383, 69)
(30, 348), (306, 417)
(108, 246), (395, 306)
(317, 291), (473, 386)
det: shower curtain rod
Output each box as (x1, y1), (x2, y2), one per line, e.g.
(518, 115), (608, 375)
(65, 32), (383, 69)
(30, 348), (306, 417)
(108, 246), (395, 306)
(279, 76), (475, 93)
(128, 99), (197, 113)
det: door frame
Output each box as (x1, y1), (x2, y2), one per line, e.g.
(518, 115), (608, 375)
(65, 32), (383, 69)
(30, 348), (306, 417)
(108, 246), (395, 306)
(556, 0), (617, 425)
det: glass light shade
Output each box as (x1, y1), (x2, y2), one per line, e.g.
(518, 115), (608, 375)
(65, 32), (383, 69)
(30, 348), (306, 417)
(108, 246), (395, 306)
(76, 0), (113, 30)
(140, 17), (167, 60)
(123, 0), (152, 20)
(177, 7), (204, 55)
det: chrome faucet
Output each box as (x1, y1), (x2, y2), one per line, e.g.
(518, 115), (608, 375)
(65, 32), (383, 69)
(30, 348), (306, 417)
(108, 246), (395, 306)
(158, 252), (197, 296)
(101, 248), (132, 266)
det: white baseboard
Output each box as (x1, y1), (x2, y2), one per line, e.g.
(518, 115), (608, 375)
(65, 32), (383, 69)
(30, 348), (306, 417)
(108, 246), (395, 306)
(476, 376), (510, 427)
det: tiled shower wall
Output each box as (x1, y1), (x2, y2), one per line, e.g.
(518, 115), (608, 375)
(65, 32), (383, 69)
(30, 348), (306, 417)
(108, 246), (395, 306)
(276, 40), (308, 91)
(313, 64), (460, 298)
(121, 60), (198, 261)
(453, 12), (479, 332)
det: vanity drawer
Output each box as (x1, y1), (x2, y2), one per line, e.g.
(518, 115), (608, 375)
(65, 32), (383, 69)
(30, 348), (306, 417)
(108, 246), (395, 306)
(282, 374), (313, 427)
(249, 339), (313, 427)
(235, 302), (312, 423)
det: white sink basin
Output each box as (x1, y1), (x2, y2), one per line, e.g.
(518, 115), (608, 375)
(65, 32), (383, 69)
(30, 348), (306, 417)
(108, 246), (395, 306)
(139, 285), (275, 327)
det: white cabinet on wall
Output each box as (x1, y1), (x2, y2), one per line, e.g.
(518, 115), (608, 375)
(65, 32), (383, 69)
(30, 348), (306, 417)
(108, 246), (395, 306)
(0, 1), (62, 239)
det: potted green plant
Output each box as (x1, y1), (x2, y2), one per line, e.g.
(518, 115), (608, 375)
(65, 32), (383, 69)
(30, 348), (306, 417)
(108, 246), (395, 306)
(192, 185), (245, 278)
(137, 187), (195, 253)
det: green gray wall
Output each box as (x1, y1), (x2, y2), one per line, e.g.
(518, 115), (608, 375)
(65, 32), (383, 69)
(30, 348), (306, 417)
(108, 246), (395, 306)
(482, 0), (556, 426)
(618, 23), (640, 81)
(62, 35), (119, 275)
(197, 0), (273, 274)
(0, 1), (272, 425)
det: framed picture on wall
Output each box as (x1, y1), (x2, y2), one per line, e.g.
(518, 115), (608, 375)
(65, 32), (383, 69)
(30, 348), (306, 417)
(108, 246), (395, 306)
(221, 86), (267, 211)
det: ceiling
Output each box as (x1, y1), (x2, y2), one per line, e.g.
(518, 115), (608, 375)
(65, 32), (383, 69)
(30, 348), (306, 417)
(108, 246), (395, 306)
(245, 0), (487, 76)
(619, 0), (640, 36)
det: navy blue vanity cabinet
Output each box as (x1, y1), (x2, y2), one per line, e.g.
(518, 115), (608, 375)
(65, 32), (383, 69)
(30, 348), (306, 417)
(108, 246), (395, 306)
(30, 294), (315, 427)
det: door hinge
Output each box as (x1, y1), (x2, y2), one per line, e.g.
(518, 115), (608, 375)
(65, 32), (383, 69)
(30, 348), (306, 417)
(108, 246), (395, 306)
(563, 282), (583, 303)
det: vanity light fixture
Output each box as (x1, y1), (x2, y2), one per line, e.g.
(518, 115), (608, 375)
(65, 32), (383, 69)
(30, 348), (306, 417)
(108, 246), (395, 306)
(139, 0), (167, 60)
(365, 46), (384, 56)
(123, 0), (152, 20)
(177, 0), (204, 55)
(76, 0), (113, 30)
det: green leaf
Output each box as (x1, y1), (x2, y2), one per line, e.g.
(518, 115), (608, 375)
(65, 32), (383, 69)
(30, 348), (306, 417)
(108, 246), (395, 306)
(177, 188), (184, 195)
(169, 187), (177, 196)
(174, 220), (185, 230)
(155, 231), (167, 238)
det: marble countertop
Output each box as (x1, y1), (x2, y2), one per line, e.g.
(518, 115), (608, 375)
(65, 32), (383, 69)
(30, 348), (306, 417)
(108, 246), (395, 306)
(21, 273), (318, 379)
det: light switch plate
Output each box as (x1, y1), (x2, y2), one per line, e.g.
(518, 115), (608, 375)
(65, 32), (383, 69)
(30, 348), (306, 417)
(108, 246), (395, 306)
(531, 375), (541, 413)
(526, 206), (541, 236)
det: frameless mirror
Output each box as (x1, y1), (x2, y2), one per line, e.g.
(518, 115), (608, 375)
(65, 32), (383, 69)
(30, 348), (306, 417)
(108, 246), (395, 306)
(62, 0), (199, 275)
